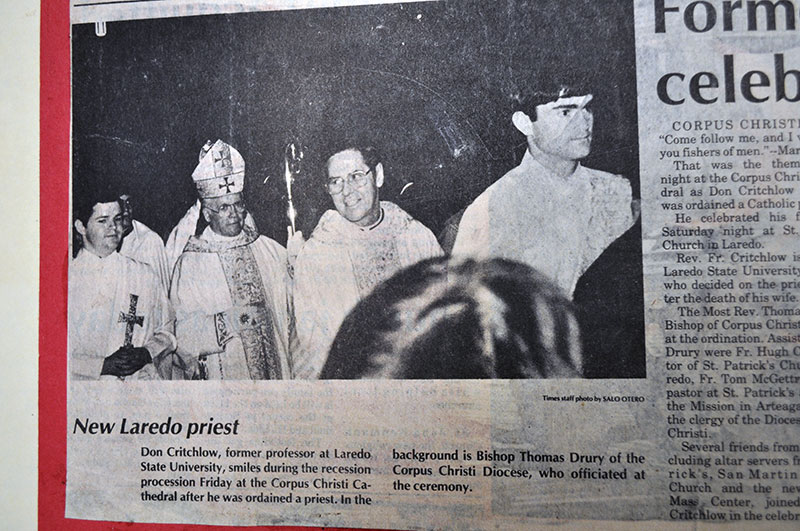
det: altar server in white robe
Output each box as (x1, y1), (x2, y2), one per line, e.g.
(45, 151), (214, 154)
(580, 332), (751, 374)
(452, 88), (636, 298)
(292, 144), (443, 379)
(170, 140), (292, 380)
(452, 83), (644, 379)
(69, 188), (176, 380)
(118, 193), (170, 293)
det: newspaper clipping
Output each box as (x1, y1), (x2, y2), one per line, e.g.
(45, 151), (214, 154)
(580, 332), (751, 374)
(65, 0), (799, 528)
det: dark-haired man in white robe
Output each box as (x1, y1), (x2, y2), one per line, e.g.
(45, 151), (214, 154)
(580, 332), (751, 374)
(453, 88), (643, 378)
(70, 196), (176, 380)
(453, 91), (637, 298)
(118, 194), (170, 293)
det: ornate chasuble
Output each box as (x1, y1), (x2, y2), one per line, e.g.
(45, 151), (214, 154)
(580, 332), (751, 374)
(293, 202), (444, 378)
(348, 234), (401, 299)
(183, 227), (282, 379)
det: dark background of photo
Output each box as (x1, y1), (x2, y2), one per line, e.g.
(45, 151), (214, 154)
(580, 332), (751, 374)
(72, 0), (644, 378)
(71, 0), (638, 243)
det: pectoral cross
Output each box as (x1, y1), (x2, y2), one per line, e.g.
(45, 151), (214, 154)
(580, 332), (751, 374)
(219, 176), (234, 193)
(118, 294), (144, 347)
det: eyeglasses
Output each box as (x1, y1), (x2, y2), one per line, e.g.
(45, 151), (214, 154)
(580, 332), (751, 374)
(326, 169), (372, 195)
(204, 201), (247, 215)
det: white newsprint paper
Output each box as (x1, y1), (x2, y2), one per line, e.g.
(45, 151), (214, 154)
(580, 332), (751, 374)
(66, 0), (800, 528)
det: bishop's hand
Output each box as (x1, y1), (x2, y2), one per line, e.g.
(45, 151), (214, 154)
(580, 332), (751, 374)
(101, 346), (152, 377)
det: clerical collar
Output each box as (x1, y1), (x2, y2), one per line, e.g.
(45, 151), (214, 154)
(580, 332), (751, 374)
(359, 208), (385, 231)
(203, 225), (248, 243)
(185, 225), (258, 253)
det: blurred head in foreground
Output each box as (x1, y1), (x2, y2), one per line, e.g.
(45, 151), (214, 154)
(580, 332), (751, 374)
(320, 257), (582, 379)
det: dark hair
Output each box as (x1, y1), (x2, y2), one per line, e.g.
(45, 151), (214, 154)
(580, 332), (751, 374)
(72, 178), (123, 255)
(324, 142), (382, 173)
(321, 257), (583, 380)
(72, 179), (123, 226)
(520, 84), (589, 121)
(510, 62), (592, 121)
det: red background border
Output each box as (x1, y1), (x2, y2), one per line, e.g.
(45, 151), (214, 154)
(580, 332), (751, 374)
(37, 2), (383, 529)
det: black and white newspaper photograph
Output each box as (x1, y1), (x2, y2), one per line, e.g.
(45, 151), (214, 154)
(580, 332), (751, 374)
(64, 0), (800, 528)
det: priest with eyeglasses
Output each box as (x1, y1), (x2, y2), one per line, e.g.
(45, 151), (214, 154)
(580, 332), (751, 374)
(291, 142), (442, 379)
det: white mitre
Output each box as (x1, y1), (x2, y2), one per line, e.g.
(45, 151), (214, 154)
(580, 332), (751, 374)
(192, 139), (245, 199)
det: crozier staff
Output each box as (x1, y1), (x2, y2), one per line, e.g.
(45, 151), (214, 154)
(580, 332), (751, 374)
(69, 183), (176, 380)
(284, 141), (302, 237)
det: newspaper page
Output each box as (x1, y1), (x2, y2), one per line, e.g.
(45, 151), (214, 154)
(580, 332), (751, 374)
(60, 0), (799, 528)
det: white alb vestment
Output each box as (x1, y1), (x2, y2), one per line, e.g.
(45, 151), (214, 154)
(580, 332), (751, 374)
(119, 219), (170, 293)
(453, 150), (636, 298)
(69, 249), (176, 380)
(170, 226), (292, 380)
(293, 201), (443, 379)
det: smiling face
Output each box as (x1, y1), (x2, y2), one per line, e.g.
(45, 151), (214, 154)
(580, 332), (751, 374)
(202, 192), (246, 237)
(521, 94), (594, 163)
(74, 201), (123, 258)
(326, 149), (384, 227)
